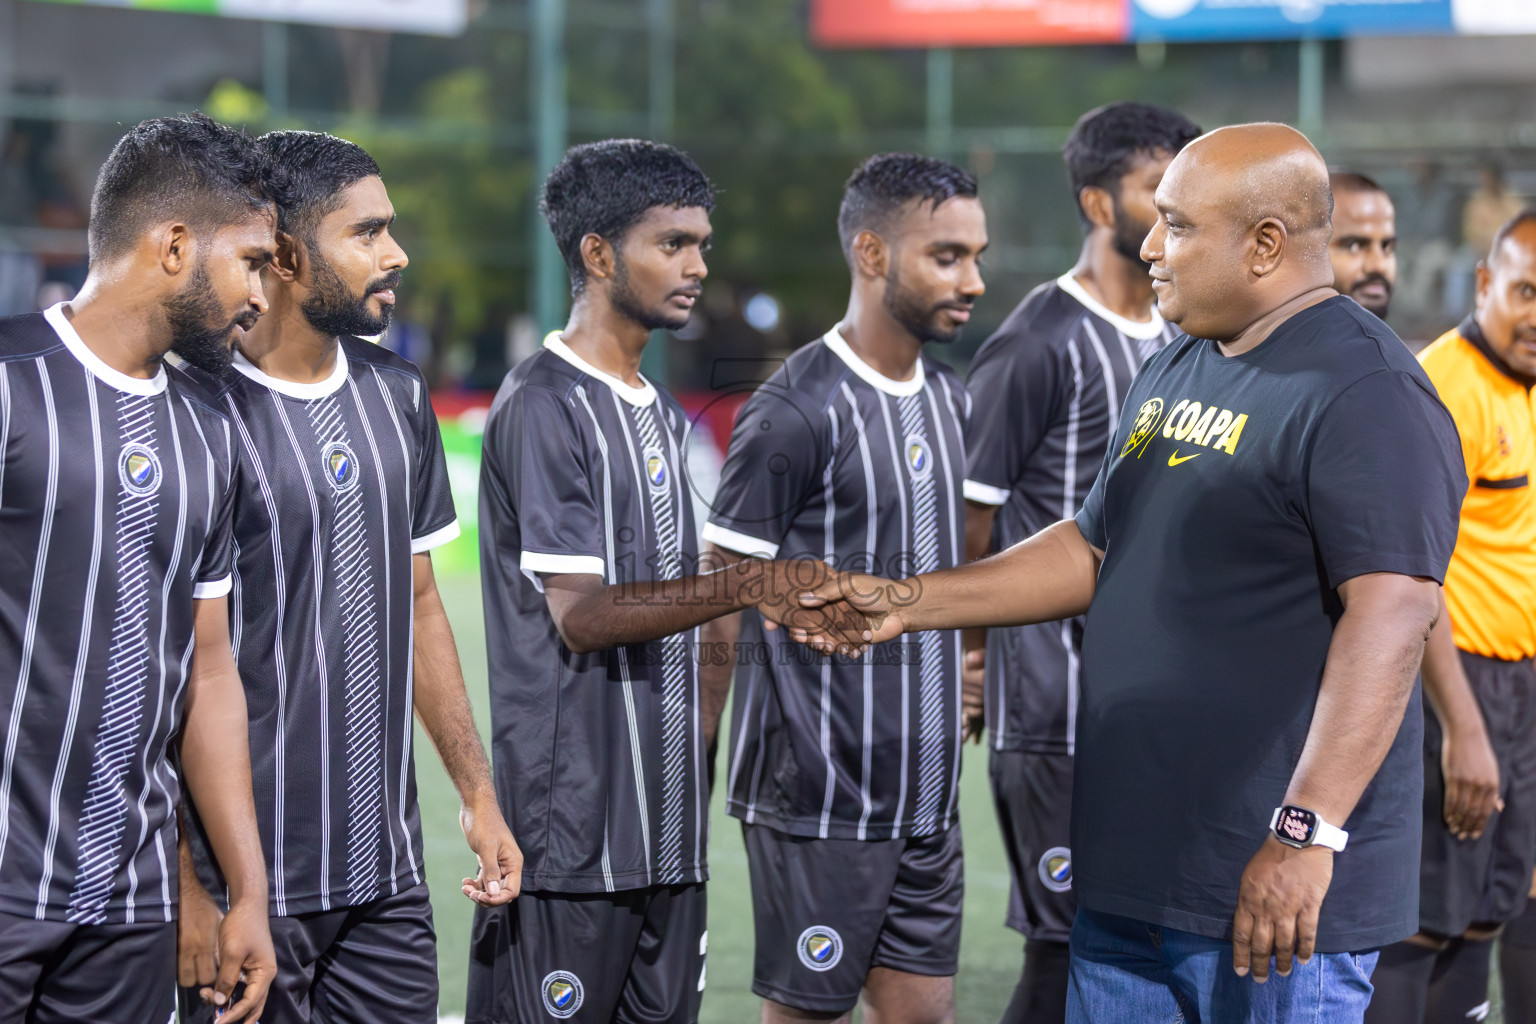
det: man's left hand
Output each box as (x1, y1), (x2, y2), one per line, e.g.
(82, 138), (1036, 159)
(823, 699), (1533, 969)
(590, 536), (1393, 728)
(460, 797), (523, 907)
(1231, 835), (1333, 982)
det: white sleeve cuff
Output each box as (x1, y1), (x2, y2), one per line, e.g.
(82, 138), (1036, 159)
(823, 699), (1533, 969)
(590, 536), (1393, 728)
(701, 522), (779, 558)
(963, 479), (1011, 507)
(519, 550), (607, 581)
(411, 520), (461, 554)
(193, 575), (233, 600)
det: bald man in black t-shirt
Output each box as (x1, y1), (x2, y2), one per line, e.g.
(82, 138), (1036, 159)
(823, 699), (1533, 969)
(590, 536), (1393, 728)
(792, 124), (1465, 1024)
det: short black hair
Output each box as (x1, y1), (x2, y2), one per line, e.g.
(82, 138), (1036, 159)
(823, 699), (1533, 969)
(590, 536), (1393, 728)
(1329, 171), (1389, 198)
(837, 152), (978, 260)
(1063, 102), (1202, 226)
(1489, 209), (1536, 266)
(256, 130), (381, 244)
(540, 139), (715, 293)
(87, 112), (283, 266)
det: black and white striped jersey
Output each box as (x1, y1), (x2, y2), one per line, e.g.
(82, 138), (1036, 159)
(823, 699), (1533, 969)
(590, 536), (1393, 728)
(964, 275), (1177, 755)
(0, 306), (236, 925)
(705, 329), (970, 841)
(479, 335), (707, 893)
(177, 336), (458, 916)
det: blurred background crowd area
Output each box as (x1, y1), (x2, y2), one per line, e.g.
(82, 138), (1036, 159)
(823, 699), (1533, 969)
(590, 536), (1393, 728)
(10, 0), (1535, 565)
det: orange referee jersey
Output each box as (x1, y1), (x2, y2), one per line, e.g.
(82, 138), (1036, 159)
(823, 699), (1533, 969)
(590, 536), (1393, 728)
(1419, 317), (1536, 660)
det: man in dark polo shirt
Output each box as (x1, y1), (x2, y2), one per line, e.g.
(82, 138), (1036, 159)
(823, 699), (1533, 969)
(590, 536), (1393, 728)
(789, 123), (1466, 1023)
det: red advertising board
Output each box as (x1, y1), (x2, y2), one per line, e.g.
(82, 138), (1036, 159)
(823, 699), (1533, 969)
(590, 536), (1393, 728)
(811, 0), (1126, 47)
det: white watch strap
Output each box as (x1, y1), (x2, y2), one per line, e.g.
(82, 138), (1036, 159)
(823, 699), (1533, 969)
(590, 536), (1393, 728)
(1313, 818), (1349, 852)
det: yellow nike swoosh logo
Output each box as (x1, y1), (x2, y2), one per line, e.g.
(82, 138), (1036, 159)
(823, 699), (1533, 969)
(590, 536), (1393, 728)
(1168, 450), (1201, 466)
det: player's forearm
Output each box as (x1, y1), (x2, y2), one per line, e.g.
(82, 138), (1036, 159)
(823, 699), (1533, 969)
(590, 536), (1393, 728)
(181, 612), (267, 910)
(1421, 589), (1488, 740)
(177, 810), (214, 901)
(698, 610), (741, 752)
(412, 582), (497, 809)
(895, 518), (1099, 633)
(960, 501), (999, 668)
(551, 556), (770, 654)
(1283, 573), (1438, 826)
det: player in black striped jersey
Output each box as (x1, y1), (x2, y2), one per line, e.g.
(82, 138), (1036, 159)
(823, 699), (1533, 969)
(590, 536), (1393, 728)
(962, 102), (1199, 1024)
(471, 139), (858, 1024)
(0, 114), (281, 1024)
(704, 153), (985, 1024)
(173, 131), (520, 1024)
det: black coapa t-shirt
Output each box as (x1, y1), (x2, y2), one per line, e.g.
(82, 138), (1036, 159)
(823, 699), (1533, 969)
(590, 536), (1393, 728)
(1073, 296), (1465, 951)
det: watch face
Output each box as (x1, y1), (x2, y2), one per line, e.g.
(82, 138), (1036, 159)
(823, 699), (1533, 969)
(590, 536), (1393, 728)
(1276, 806), (1318, 846)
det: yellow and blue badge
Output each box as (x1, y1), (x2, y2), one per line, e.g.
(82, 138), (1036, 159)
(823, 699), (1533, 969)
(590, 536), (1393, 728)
(118, 443), (162, 497)
(903, 433), (932, 480)
(1038, 846), (1073, 893)
(321, 441), (360, 492)
(541, 970), (584, 1019)
(644, 446), (668, 491)
(796, 925), (844, 972)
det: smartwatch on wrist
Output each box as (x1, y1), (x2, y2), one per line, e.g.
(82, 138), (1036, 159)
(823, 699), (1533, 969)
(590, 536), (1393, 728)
(1270, 805), (1348, 852)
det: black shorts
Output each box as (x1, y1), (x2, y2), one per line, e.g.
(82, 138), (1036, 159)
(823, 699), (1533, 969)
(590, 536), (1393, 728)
(0, 910), (174, 1024)
(466, 883), (707, 1024)
(742, 822), (963, 1015)
(1420, 650), (1536, 935)
(178, 883), (438, 1024)
(990, 747), (1075, 944)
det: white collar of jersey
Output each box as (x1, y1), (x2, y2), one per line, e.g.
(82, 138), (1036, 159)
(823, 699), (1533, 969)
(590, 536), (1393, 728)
(1055, 273), (1167, 341)
(43, 302), (168, 397)
(820, 325), (926, 397)
(231, 342), (350, 400)
(542, 332), (657, 407)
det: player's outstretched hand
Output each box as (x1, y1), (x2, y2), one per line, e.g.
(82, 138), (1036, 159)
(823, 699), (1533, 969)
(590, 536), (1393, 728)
(177, 871), (223, 992)
(206, 897), (275, 1022)
(461, 797), (523, 907)
(789, 573), (913, 653)
(1440, 719), (1502, 841)
(1230, 836), (1333, 983)
(751, 560), (873, 655)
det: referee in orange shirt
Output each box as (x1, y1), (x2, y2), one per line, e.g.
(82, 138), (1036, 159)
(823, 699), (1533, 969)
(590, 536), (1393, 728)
(1365, 210), (1536, 1024)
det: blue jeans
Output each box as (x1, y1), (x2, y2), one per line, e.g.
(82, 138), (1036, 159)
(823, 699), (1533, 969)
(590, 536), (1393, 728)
(1067, 907), (1380, 1024)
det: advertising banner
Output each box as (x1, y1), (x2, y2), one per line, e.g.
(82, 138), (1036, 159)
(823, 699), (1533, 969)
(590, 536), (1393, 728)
(814, 0), (1529, 44)
(1129, 0), (1452, 40)
(24, 0), (467, 36)
(811, 0), (1124, 46)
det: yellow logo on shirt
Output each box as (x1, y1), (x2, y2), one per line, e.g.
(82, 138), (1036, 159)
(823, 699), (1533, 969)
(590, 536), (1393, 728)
(1119, 396), (1250, 461)
(1120, 398), (1164, 457)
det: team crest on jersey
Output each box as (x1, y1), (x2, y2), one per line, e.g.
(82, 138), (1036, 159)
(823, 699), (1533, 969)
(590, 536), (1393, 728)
(1038, 846), (1073, 893)
(541, 971), (584, 1018)
(797, 925), (844, 972)
(644, 446), (668, 490)
(1120, 398), (1164, 458)
(904, 434), (932, 479)
(118, 443), (161, 497)
(321, 441), (360, 491)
